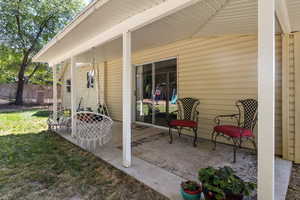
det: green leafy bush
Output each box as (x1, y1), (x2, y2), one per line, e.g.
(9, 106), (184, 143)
(198, 167), (256, 200)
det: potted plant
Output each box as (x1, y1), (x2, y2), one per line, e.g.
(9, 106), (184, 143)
(198, 167), (256, 200)
(180, 180), (202, 200)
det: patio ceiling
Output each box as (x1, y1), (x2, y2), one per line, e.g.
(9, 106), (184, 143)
(33, 0), (299, 65)
(287, 0), (300, 31)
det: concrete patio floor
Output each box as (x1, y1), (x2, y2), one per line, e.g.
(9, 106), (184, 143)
(57, 122), (292, 200)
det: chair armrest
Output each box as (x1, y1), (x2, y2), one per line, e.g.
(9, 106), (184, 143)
(170, 110), (178, 114)
(194, 110), (200, 123)
(214, 114), (239, 125)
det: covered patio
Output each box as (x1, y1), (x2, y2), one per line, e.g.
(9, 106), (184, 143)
(55, 122), (291, 200)
(33, 0), (300, 199)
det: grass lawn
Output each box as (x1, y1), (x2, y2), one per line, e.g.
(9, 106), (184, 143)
(0, 109), (168, 200)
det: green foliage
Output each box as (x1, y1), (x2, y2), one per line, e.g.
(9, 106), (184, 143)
(181, 180), (201, 192)
(0, 45), (21, 83)
(198, 166), (256, 200)
(0, 0), (85, 52)
(0, 0), (86, 85)
(0, 45), (53, 84)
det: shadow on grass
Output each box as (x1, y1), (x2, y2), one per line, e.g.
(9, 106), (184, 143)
(32, 110), (50, 117)
(0, 108), (46, 114)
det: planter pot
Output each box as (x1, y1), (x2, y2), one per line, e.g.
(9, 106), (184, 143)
(180, 188), (201, 200)
(225, 194), (243, 200)
(204, 191), (244, 200)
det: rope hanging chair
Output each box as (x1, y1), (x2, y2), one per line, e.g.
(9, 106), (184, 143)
(75, 111), (113, 150)
(73, 49), (113, 150)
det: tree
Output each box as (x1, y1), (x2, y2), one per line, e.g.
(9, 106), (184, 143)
(0, 45), (20, 84)
(0, 0), (85, 105)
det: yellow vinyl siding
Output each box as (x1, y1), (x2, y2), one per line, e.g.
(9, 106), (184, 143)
(294, 32), (300, 163)
(61, 64), (71, 109)
(61, 64), (100, 111)
(104, 35), (283, 154)
(62, 34), (283, 155)
(275, 36), (283, 156)
(76, 66), (98, 111)
(106, 59), (123, 120)
(282, 34), (296, 161)
(288, 35), (296, 160)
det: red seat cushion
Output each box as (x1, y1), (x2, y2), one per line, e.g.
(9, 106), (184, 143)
(169, 120), (197, 128)
(214, 125), (253, 137)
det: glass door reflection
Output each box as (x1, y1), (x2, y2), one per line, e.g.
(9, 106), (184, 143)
(136, 59), (177, 127)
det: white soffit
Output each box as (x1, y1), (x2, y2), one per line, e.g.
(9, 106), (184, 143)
(78, 0), (283, 63)
(132, 0), (228, 50)
(287, 0), (300, 32)
(196, 0), (258, 36)
(37, 0), (287, 64)
(35, 0), (165, 63)
(76, 0), (230, 62)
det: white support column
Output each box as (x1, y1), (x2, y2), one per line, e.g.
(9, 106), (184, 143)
(122, 31), (132, 167)
(52, 64), (58, 122)
(257, 0), (275, 200)
(71, 57), (77, 137)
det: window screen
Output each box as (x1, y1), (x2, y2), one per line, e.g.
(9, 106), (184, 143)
(87, 70), (95, 88)
(66, 79), (71, 92)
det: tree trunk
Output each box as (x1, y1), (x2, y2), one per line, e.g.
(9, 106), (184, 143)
(15, 64), (26, 105)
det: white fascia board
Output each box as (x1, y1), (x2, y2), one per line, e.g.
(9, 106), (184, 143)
(275, 0), (292, 33)
(45, 0), (202, 65)
(33, 0), (110, 62)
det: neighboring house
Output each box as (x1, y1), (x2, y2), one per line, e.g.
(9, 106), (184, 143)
(0, 83), (60, 104)
(33, 0), (300, 199)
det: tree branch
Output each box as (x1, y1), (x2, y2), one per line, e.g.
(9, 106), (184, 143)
(26, 63), (42, 81)
(27, 15), (54, 54)
(15, 0), (25, 49)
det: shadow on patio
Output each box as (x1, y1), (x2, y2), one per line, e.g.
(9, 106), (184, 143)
(114, 123), (257, 183)
(58, 121), (291, 200)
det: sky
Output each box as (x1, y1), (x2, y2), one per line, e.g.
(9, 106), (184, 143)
(84, 0), (92, 4)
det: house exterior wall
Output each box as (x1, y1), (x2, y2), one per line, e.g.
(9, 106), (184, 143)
(295, 33), (300, 163)
(282, 32), (300, 163)
(61, 64), (71, 109)
(61, 34), (284, 155)
(282, 34), (295, 161)
(60, 63), (103, 111)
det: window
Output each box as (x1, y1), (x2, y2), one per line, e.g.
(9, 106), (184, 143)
(87, 70), (95, 88)
(66, 79), (71, 92)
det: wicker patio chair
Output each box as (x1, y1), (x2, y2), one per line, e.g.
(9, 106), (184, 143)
(168, 97), (200, 147)
(211, 99), (258, 162)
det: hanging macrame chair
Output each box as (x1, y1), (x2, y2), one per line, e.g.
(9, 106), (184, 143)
(75, 111), (113, 150)
(73, 48), (113, 151)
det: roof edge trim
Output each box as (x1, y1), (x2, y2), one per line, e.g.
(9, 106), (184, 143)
(33, 0), (110, 62)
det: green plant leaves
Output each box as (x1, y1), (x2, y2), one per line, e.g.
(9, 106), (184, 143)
(199, 166), (256, 199)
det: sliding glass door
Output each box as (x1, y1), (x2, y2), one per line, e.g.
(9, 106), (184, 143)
(135, 58), (177, 127)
